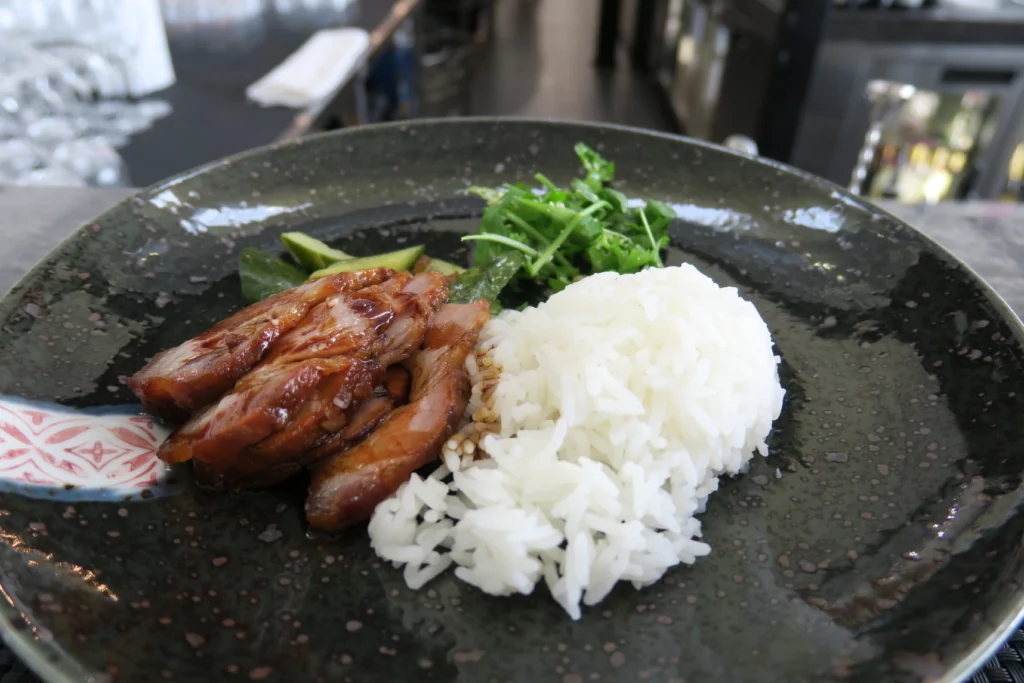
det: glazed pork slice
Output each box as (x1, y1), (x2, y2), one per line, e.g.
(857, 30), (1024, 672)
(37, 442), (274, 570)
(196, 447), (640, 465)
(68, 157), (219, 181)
(385, 366), (411, 403)
(264, 271), (413, 365)
(175, 358), (384, 489)
(306, 301), (490, 531)
(126, 268), (394, 422)
(159, 272), (449, 490)
(296, 306), (443, 466)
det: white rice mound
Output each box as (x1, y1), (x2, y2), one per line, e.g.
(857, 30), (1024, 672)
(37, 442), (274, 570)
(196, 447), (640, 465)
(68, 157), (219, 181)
(368, 265), (785, 619)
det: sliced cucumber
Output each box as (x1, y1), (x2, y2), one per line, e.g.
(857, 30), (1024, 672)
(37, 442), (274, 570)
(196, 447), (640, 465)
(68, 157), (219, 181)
(423, 258), (465, 276)
(309, 245), (426, 280)
(281, 232), (352, 272)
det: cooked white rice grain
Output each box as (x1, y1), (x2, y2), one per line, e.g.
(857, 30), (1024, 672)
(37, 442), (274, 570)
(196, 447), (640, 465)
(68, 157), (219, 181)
(368, 265), (785, 619)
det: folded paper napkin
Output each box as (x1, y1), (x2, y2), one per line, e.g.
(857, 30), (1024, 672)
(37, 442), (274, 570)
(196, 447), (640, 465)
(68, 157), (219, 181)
(246, 28), (371, 109)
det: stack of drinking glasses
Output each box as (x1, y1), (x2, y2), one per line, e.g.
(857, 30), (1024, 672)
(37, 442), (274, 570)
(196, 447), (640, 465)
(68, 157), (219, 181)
(0, 0), (173, 187)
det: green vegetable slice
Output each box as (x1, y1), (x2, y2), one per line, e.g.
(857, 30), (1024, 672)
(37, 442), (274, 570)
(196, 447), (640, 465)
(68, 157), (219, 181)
(281, 232), (351, 272)
(308, 245), (425, 279)
(239, 246), (307, 305)
(448, 252), (526, 314)
(423, 258), (465, 276)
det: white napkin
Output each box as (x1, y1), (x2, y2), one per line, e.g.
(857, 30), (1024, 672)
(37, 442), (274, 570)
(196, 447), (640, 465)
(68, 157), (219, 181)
(246, 28), (371, 109)
(120, 0), (176, 97)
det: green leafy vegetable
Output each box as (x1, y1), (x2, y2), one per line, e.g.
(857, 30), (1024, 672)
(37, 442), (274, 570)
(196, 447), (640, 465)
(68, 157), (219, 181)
(448, 252), (526, 314)
(239, 246), (307, 305)
(236, 144), (673, 312)
(466, 186), (506, 205)
(461, 142), (673, 297)
(575, 141), (615, 191)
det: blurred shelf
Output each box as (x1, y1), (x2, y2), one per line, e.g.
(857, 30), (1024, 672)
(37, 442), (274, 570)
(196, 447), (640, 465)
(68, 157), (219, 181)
(827, 7), (1024, 43)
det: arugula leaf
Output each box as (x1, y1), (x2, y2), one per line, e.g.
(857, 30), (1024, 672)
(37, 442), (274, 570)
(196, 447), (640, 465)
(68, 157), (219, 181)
(239, 247), (307, 305)
(644, 199), (677, 226)
(571, 178), (601, 204)
(448, 252), (526, 314)
(466, 186), (507, 206)
(587, 230), (661, 274)
(575, 143), (615, 191)
(472, 204), (531, 267)
(600, 187), (629, 214)
(459, 142), (675, 306)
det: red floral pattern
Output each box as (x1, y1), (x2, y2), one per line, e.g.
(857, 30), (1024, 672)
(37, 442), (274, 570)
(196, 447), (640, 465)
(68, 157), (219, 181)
(0, 399), (171, 492)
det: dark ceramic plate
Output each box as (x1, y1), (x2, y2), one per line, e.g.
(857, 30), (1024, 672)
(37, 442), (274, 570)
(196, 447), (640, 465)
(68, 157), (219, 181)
(1, 120), (1023, 683)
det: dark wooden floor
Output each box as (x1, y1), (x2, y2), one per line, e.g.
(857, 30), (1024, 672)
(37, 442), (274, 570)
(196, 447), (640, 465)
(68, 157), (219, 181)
(463, 0), (677, 131)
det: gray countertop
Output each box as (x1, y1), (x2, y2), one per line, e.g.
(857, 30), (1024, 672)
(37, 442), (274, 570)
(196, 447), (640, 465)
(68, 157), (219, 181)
(876, 201), (1024, 316)
(0, 187), (134, 297)
(1, 187), (1023, 316)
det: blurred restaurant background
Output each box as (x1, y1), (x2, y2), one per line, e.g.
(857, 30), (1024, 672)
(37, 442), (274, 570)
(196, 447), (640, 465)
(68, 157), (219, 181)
(2, 0), (1024, 204)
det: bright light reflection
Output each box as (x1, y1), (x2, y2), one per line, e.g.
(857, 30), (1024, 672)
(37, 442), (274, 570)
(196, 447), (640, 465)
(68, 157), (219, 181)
(190, 202), (313, 229)
(783, 206), (844, 233)
(0, 531), (118, 602)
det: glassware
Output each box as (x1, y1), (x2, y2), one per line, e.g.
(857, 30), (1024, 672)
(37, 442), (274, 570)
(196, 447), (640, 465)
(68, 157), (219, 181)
(0, 138), (48, 178)
(14, 166), (88, 187)
(0, 0), (170, 187)
(858, 86), (1003, 203)
(46, 43), (128, 99)
(849, 81), (917, 196)
(137, 98), (172, 120)
(25, 116), (79, 145)
(53, 136), (129, 186)
(0, 110), (19, 138)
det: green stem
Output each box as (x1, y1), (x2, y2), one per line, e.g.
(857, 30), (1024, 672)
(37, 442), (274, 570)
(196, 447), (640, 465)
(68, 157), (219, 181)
(461, 234), (539, 257)
(602, 228), (630, 241)
(534, 173), (558, 193)
(515, 197), (577, 222)
(503, 211), (551, 247)
(502, 211), (574, 271)
(639, 208), (664, 268)
(529, 201), (608, 276)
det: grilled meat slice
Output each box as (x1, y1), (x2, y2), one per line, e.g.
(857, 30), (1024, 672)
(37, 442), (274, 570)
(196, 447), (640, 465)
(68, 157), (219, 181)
(158, 272), (449, 490)
(305, 301), (490, 531)
(126, 268), (394, 422)
(264, 272), (412, 365)
(281, 275), (448, 467)
(339, 395), (395, 441)
(385, 366), (411, 403)
(167, 357), (383, 489)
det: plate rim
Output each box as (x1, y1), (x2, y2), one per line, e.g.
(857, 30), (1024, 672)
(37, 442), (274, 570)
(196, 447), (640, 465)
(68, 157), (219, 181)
(1, 117), (1022, 683)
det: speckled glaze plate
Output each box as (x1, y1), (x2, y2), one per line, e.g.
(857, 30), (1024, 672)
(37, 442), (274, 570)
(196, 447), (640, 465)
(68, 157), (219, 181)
(1, 120), (1023, 683)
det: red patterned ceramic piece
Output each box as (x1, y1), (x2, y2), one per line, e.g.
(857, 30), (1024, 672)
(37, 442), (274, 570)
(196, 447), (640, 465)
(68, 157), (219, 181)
(0, 398), (173, 500)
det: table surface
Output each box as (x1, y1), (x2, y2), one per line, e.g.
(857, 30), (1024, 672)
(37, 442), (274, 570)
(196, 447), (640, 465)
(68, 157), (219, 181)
(2, 188), (1024, 683)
